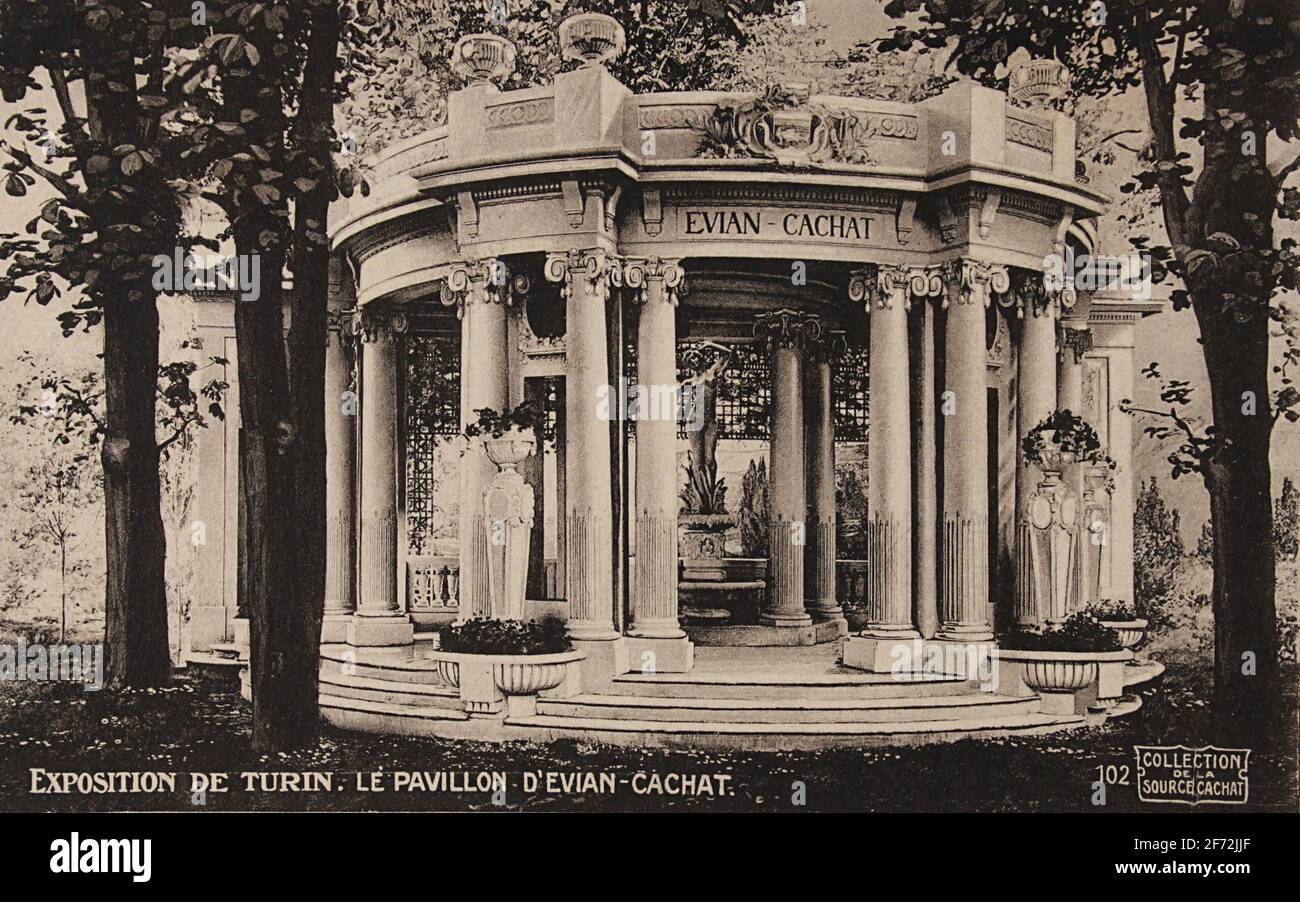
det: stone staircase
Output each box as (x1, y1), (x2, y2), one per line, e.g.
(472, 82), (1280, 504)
(315, 644), (1085, 750)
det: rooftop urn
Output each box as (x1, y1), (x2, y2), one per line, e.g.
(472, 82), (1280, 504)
(1008, 58), (1071, 108)
(558, 12), (626, 67)
(450, 32), (518, 86)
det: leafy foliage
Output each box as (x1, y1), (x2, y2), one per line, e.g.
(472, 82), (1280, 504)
(437, 615), (570, 655)
(1085, 599), (1140, 622)
(1134, 477), (1185, 625)
(1005, 611), (1124, 653)
(1020, 409), (1111, 467)
(737, 457), (768, 557)
(462, 400), (545, 440)
(1275, 477), (1299, 561)
(680, 451), (728, 516)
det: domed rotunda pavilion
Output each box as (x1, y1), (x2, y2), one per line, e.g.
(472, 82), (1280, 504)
(208, 14), (1164, 747)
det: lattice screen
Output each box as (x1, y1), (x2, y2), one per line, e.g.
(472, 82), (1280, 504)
(405, 333), (460, 555)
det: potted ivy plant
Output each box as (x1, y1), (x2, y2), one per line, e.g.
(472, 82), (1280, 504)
(1085, 599), (1149, 649)
(997, 612), (1131, 697)
(463, 400), (543, 471)
(1021, 409), (1112, 475)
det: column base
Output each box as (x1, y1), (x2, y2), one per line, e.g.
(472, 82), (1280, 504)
(625, 635), (695, 673)
(843, 635), (995, 683)
(759, 611), (813, 628)
(569, 636), (629, 689)
(842, 632), (921, 674)
(935, 623), (994, 643)
(321, 612), (353, 644)
(346, 614), (414, 648)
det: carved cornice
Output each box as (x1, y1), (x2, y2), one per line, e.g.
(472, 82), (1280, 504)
(753, 308), (824, 349)
(1006, 114), (1054, 152)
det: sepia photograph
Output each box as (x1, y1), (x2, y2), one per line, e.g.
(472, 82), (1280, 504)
(0, 0), (1296, 883)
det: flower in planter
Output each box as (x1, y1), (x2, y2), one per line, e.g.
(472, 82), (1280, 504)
(1021, 409), (1115, 470)
(1085, 598), (1140, 621)
(437, 615), (570, 655)
(462, 399), (545, 442)
(1004, 611), (1124, 652)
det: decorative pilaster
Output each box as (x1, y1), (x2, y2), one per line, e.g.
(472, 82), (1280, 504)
(802, 331), (840, 624)
(322, 307), (358, 643)
(348, 304), (414, 647)
(545, 250), (622, 648)
(1014, 279), (1060, 627)
(937, 260), (1007, 641)
(442, 259), (518, 621)
(755, 310), (820, 628)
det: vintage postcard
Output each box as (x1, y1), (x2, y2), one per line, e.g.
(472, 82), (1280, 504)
(0, 0), (1295, 883)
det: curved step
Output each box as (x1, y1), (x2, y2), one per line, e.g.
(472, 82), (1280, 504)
(537, 691), (1040, 724)
(319, 670), (461, 709)
(320, 644), (448, 685)
(509, 711), (1084, 750)
(612, 670), (973, 700)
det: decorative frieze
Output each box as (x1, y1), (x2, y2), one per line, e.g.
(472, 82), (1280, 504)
(1006, 114), (1054, 152)
(485, 97), (554, 129)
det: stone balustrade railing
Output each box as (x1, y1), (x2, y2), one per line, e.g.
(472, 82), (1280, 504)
(407, 556), (561, 609)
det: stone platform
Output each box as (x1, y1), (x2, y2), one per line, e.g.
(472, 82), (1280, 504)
(302, 642), (1160, 751)
(683, 619), (846, 647)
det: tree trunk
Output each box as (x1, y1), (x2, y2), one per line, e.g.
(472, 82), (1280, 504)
(1198, 301), (1278, 742)
(80, 29), (174, 688)
(102, 290), (171, 686)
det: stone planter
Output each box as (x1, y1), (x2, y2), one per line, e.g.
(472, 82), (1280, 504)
(483, 430), (535, 469)
(1098, 618), (1148, 649)
(424, 649), (585, 717)
(994, 648), (1134, 715)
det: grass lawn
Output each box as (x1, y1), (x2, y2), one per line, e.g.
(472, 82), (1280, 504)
(1, 644), (1295, 813)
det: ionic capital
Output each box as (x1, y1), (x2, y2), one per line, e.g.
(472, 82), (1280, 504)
(440, 258), (527, 318)
(938, 258), (1010, 309)
(754, 308), (824, 350)
(355, 304), (408, 343)
(617, 255), (685, 305)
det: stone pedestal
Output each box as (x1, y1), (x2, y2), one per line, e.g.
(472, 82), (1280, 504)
(350, 306), (413, 648)
(482, 436), (536, 620)
(1014, 293), (1058, 626)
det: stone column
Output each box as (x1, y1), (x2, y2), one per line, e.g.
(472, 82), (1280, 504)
(545, 250), (627, 676)
(1057, 320), (1090, 415)
(937, 260), (1006, 642)
(842, 267), (917, 671)
(626, 258), (693, 671)
(911, 268), (943, 639)
(1014, 288), (1059, 626)
(444, 259), (512, 621)
(756, 310), (818, 628)
(322, 308), (358, 644)
(348, 305), (414, 647)
(803, 333), (841, 626)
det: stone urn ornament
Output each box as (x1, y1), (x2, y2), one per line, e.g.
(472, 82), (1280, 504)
(450, 32), (518, 86)
(558, 12), (626, 67)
